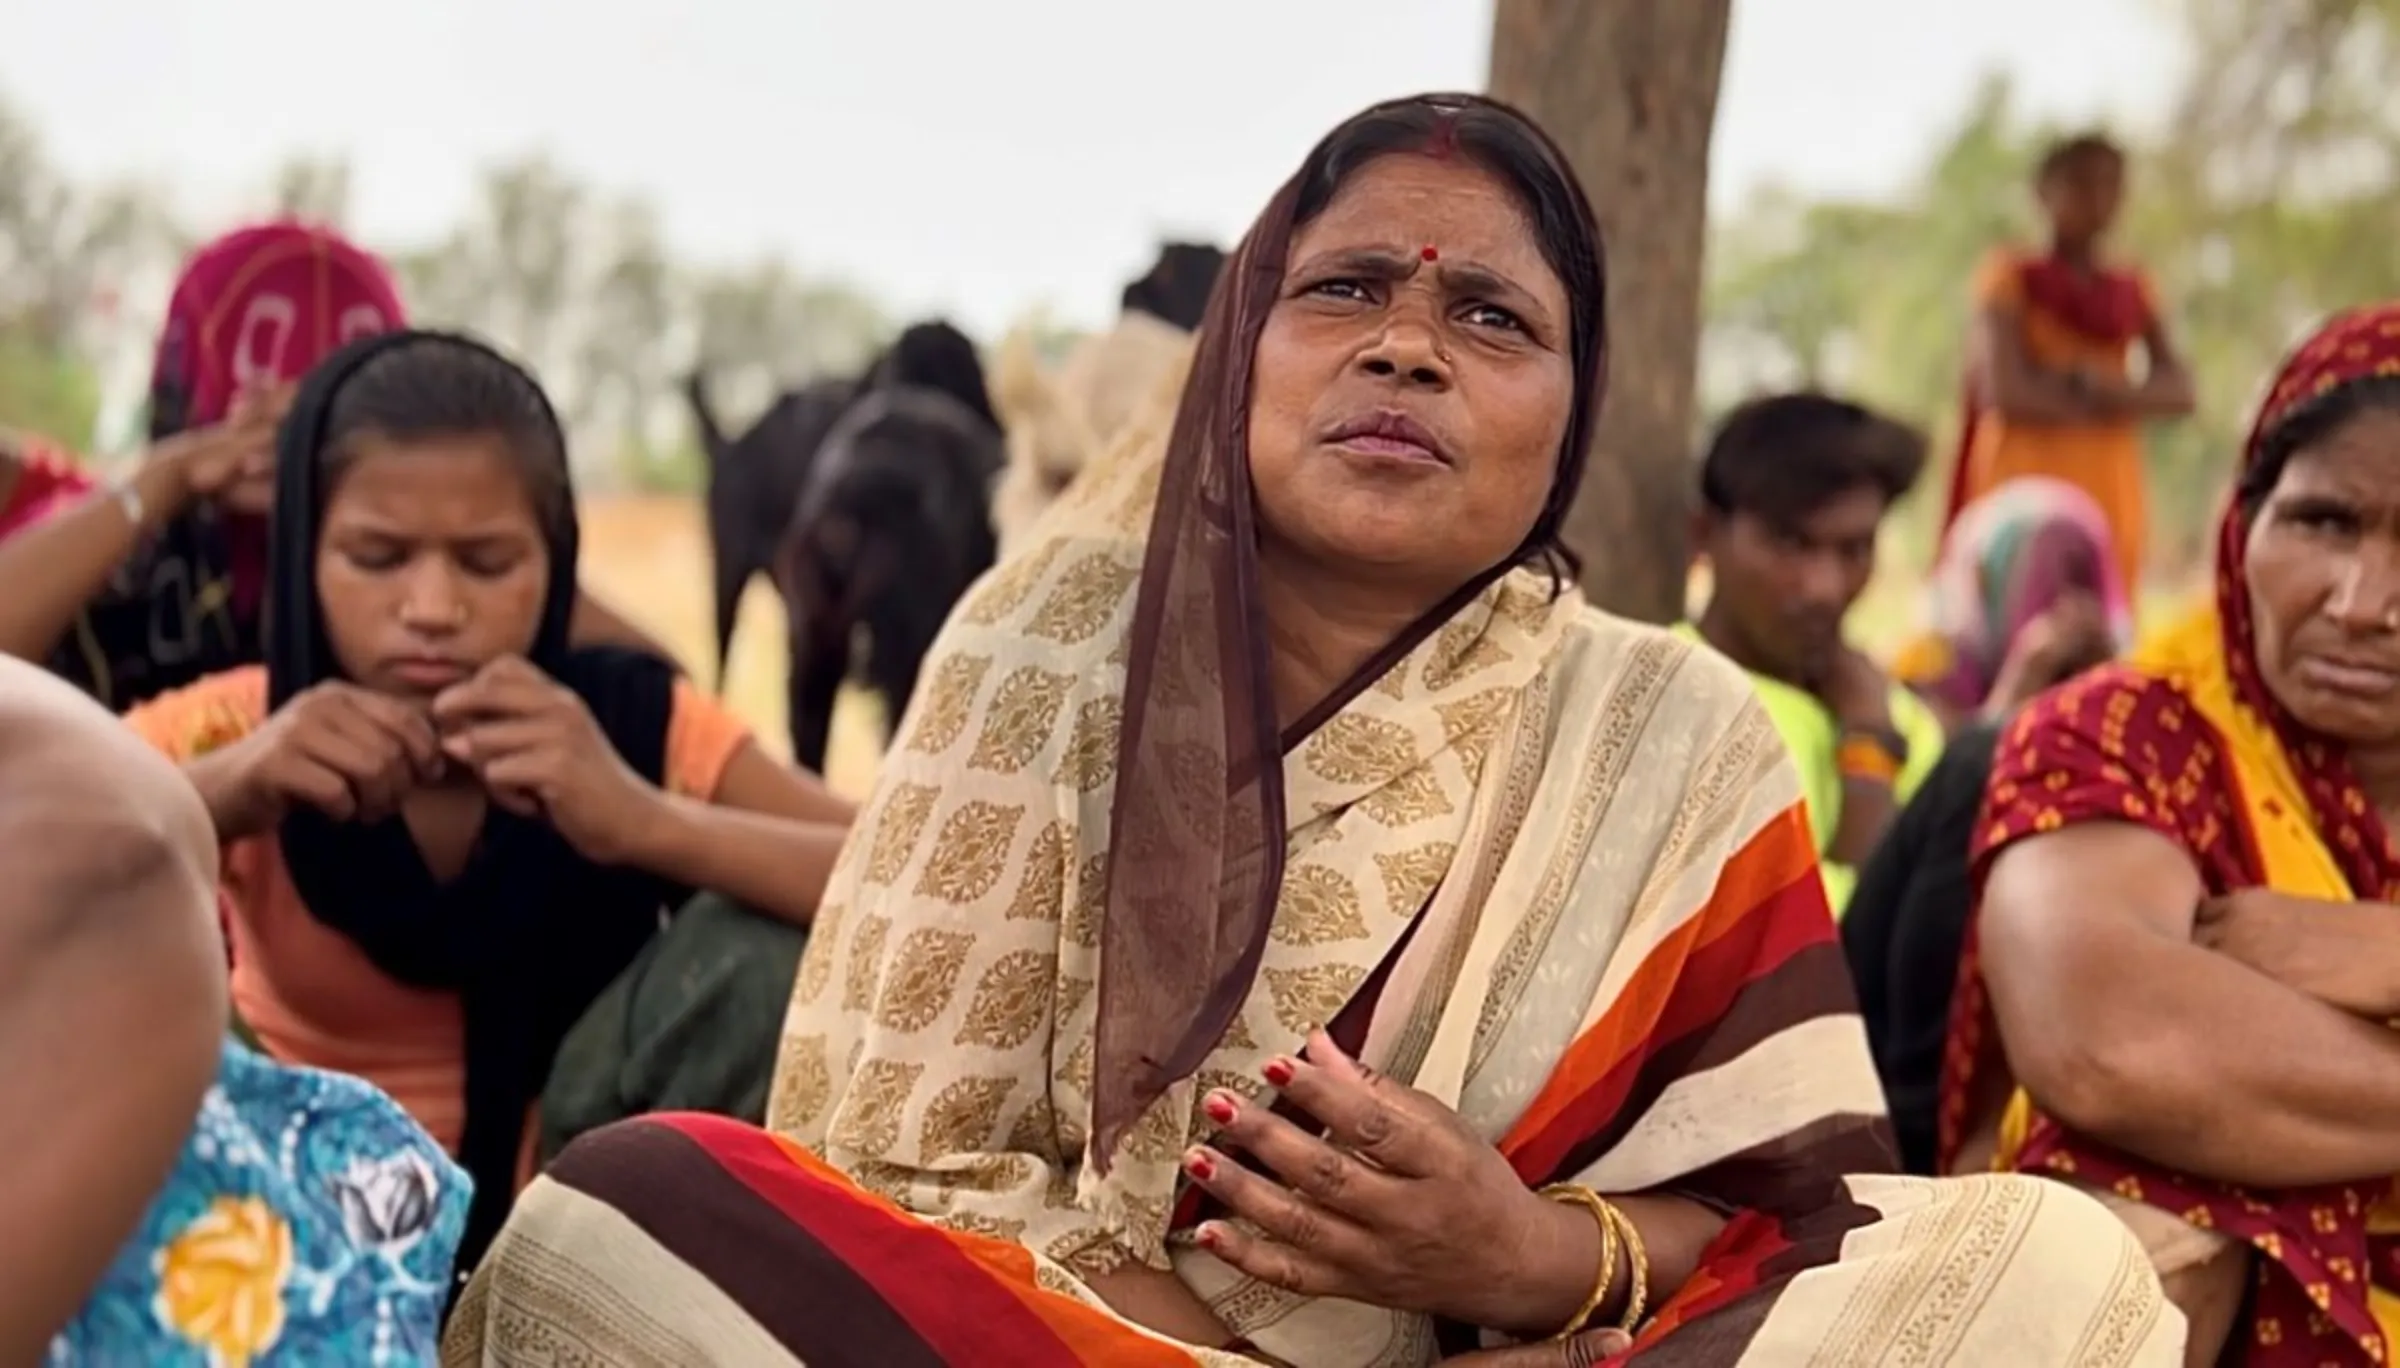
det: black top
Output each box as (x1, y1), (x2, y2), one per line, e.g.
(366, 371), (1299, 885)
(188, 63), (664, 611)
(46, 506), (260, 711)
(1841, 722), (2001, 1176)
(266, 330), (683, 1271)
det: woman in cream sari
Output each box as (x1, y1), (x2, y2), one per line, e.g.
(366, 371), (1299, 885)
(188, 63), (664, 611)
(447, 93), (2177, 1367)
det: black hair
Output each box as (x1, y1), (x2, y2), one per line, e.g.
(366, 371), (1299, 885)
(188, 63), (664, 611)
(870, 320), (1000, 432)
(2036, 132), (2125, 185)
(318, 333), (573, 546)
(1699, 392), (1927, 520)
(1121, 242), (1226, 331)
(2239, 374), (2400, 514)
(1285, 93), (1607, 586)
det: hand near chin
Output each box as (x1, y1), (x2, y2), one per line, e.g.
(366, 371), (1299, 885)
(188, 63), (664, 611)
(1813, 644), (1892, 728)
(430, 655), (658, 864)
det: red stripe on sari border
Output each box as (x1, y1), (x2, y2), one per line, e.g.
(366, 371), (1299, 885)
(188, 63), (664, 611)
(1502, 869), (1839, 1183)
(1498, 805), (1824, 1157)
(1634, 1209), (1793, 1349)
(770, 1133), (1202, 1367)
(649, 1114), (1120, 1367)
(1628, 1177), (1885, 1364)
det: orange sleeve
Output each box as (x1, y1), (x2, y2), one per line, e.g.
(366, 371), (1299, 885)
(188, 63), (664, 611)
(1970, 249), (2024, 310)
(663, 676), (754, 800)
(120, 665), (269, 761)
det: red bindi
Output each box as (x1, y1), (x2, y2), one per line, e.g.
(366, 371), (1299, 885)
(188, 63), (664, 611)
(1419, 244), (1439, 263)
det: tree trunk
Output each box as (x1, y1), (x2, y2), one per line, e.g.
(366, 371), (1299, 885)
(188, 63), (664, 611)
(1489, 0), (1733, 624)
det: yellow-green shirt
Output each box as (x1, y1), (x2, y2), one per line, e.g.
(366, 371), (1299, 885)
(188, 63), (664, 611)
(1672, 623), (1944, 913)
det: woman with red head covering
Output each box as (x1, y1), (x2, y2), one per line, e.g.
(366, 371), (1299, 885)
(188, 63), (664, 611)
(0, 221), (659, 710)
(1950, 302), (2400, 1365)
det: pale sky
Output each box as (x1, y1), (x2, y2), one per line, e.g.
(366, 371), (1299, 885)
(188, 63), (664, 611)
(1, 0), (2182, 338)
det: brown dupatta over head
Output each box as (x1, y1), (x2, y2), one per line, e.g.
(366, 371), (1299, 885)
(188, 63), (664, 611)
(1091, 92), (1611, 1166)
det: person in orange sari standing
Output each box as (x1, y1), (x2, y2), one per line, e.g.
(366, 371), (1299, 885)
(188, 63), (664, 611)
(1944, 133), (2195, 596)
(1943, 301), (2400, 1366)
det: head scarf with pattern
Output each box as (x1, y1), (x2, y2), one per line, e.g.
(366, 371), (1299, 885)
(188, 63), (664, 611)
(1922, 475), (2131, 710)
(1089, 91), (1609, 1165)
(51, 223), (406, 708)
(2209, 302), (2400, 896)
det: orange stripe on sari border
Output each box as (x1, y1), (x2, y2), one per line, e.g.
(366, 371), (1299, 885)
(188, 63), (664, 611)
(665, 1114), (1122, 1366)
(1496, 804), (1825, 1161)
(1499, 877), (1846, 1186)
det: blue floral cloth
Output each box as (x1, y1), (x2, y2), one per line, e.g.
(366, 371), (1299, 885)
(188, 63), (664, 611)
(49, 1039), (470, 1366)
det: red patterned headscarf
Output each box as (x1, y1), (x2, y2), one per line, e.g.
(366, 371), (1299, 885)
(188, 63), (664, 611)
(2212, 302), (2400, 900)
(148, 222), (405, 439)
(144, 222), (405, 621)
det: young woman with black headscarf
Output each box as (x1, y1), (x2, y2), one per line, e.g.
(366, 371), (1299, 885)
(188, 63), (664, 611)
(121, 330), (853, 1269)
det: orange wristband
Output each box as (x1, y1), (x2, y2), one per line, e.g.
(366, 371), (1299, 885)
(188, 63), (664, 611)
(1836, 734), (1901, 783)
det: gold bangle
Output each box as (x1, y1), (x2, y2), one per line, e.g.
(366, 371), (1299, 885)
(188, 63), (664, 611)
(1603, 1201), (1652, 1333)
(1535, 1182), (1619, 1342)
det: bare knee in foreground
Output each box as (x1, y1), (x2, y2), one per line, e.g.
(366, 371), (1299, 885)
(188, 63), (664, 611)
(2093, 1187), (2250, 1368)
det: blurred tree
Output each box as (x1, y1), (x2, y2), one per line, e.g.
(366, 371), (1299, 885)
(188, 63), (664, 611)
(1489, 0), (1734, 624)
(1703, 0), (2400, 583)
(682, 258), (890, 437)
(0, 324), (105, 450)
(268, 155), (355, 228)
(0, 94), (168, 448)
(390, 156), (890, 486)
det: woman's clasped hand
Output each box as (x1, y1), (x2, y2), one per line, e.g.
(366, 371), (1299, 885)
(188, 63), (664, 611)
(1181, 1030), (1617, 1344)
(196, 654), (665, 863)
(428, 655), (661, 860)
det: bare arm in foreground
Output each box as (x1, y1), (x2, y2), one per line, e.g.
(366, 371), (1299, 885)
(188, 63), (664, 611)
(0, 657), (227, 1360)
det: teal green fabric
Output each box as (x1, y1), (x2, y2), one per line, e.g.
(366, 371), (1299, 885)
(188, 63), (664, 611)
(1672, 623), (1944, 913)
(539, 892), (808, 1162)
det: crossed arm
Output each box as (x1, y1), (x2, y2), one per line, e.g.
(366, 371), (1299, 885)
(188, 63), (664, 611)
(1979, 821), (2400, 1187)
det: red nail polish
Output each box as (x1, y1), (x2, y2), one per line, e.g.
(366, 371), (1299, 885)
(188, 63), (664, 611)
(1185, 1150), (1216, 1181)
(1195, 1224), (1221, 1250)
(1262, 1058), (1294, 1088)
(1203, 1093), (1237, 1125)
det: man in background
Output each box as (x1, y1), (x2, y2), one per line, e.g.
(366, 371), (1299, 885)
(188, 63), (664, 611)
(1681, 393), (1945, 911)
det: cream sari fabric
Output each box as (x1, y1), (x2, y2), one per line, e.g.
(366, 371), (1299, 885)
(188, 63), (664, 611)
(446, 425), (2183, 1362)
(745, 441), (2184, 1366)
